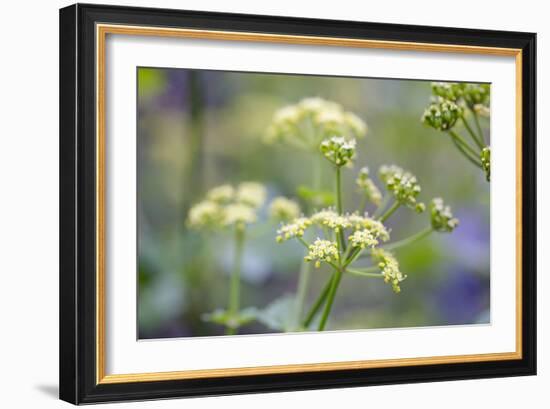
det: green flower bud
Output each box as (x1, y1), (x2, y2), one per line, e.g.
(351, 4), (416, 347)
(320, 136), (356, 167)
(379, 165), (425, 211)
(430, 198), (459, 232)
(481, 147), (491, 182)
(371, 249), (406, 293)
(421, 97), (463, 131)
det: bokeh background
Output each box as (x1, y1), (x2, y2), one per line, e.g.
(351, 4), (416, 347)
(137, 67), (490, 339)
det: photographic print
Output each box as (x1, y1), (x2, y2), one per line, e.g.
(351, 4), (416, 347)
(137, 68), (491, 339)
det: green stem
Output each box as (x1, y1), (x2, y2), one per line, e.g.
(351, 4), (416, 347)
(318, 269), (343, 331)
(359, 195), (368, 214)
(343, 246), (363, 268)
(378, 201), (400, 223)
(335, 166), (346, 251)
(451, 137), (483, 168)
(293, 155), (322, 329)
(226, 227), (245, 335)
(302, 276), (333, 329)
(346, 266), (383, 278)
(461, 117), (484, 150)
(472, 111), (487, 145)
(383, 227), (433, 251)
(372, 194), (390, 219)
(293, 261), (312, 329)
(449, 130), (481, 161)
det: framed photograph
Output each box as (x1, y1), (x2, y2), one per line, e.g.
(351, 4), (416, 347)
(59, 3), (536, 404)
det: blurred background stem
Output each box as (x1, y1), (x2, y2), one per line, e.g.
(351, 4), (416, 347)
(227, 228), (245, 335)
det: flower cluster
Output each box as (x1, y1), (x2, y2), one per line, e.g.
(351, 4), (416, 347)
(320, 136), (356, 167)
(276, 217), (312, 242)
(309, 208), (390, 241)
(422, 82), (491, 180)
(269, 196), (301, 222)
(371, 249), (406, 293)
(236, 182), (267, 209)
(356, 167), (382, 206)
(421, 97), (463, 131)
(379, 165), (425, 212)
(304, 239), (339, 268)
(431, 82), (490, 109)
(188, 182), (267, 231)
(349, 229), (378, 249)
(265, 97), (367, 149)
(429, 198), (459, 232)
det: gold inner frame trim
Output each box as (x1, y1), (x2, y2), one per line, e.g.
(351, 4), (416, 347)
(96, 23), (523, 385)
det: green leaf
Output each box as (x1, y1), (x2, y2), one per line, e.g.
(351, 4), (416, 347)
(296, 186), (335, 208)
(252, 294), (296, 332)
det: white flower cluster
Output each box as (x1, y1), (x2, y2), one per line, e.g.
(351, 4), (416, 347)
(372, 249), (406, 293)
(349, 229), (378, 249)
(429, 198), (459, 232)
(276, 217), (312, 242)
(320, 136), (356, 167)
(355, 167), (382, 206)
(269, 197), (301, 222)
(265, 97), (367, 149)
(188, 182), (267, 231)
(304, 238), (339, 268)
(379, 165), (425, 212)
(310, 208), (351, 232)
(277, 208), (390, 248)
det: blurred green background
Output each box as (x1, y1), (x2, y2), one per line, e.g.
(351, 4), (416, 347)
(137, 67), (490, 339)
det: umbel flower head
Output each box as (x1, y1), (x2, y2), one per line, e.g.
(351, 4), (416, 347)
(206, 184), (235, 204)
(371, 249), (406, 293)
(269, 196), (301, 222)
(304, 238), (339, 268)
(421, 97), (463, 131)
(429, 198), (459, 232)
(187, 200), (225, 230)
(276, 217), (312, 242)
(187, 182), (266, 231)
(320, 136), (356, 167)
(379, 165), (425, 212)
(356, 167), (382, 206)
(349, 229), (378, 249)
(310, 208), (351, 232)
(431, 82), (490, 109)
(265, 97), (367, 149)
(236, 182), (267, 209)
(223, 203), (257, 229)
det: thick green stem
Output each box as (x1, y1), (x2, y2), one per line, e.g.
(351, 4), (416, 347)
(226, 227), (245, 335)
(318, 269), (343, 331)
(461, 117), (484, 150)
(383, 227), (433, 251)
(293, 261), (312, 329)
(302, 276), (333, 328)
(378, 201), (400, 223)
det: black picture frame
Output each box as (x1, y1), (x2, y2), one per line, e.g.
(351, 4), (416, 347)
(59, 3), (536, 404)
